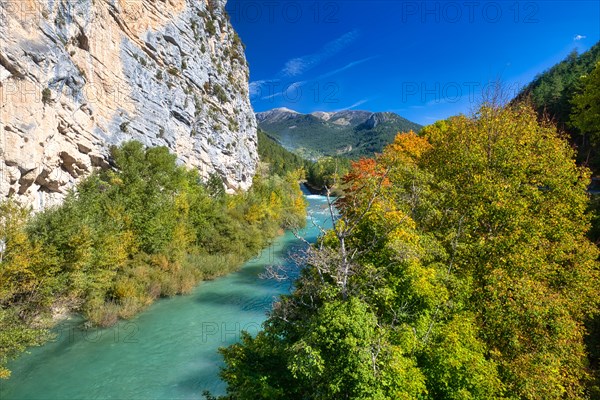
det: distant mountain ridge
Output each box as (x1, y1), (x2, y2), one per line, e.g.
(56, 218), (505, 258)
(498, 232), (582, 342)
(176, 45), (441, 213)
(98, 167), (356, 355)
(256, 108), (422, 159)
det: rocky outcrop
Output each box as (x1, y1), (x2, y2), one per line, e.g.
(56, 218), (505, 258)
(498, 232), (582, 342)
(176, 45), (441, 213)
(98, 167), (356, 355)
(255, 107), (300, 124)
(0, 0), (257, 209)
(362, 112), (396, 129)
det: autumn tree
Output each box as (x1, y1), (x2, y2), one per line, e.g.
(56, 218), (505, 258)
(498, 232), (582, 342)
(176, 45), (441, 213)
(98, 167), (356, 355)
(1, 139), (308, 378)
(0, 201), (55, 378)
(420, 104), (599, 398)
(217, 104), (600, 399)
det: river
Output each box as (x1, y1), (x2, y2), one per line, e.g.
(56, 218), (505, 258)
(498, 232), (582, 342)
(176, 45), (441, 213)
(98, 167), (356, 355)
(0, 191), (332, 399)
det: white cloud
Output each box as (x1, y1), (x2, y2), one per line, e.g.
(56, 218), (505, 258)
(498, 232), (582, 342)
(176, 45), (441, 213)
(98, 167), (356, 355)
(574, 34), (587, 41)
(335, 98), (369, 112)
(286, 81), (305, 92)
(259, 81), (307, 100)
(281, 30), (359, 77)
(282, 59), (308, 77)
(251, 31), (363, 106)
(261, 90), (282, 100)
(249, 80), (267, 97)
(316, 56), (378, 80)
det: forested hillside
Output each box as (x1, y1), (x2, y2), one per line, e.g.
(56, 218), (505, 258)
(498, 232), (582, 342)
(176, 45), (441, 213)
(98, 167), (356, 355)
(515, 42), (600, 169)
(258, 128), (352, 195)
(257, 130), (309, 176)
(256, 109), (422, 159)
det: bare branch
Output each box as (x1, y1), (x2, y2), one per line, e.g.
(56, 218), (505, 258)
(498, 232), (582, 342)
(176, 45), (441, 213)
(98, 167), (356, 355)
(259, 264), (289, 281)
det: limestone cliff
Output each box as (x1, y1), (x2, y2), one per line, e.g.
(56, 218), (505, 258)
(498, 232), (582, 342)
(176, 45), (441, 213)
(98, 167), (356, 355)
(0, 0), (257, 209)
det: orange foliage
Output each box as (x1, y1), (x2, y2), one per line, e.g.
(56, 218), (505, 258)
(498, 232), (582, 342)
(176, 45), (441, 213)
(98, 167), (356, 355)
(343, 158), (390, 188)
(338, 158), (390, 214)
(383, 131), (432, 163)
(342, 132), (430, 194)
(338, 132), (431, 214)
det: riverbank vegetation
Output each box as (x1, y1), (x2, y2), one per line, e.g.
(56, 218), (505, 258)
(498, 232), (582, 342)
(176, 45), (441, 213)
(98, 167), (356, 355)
(217, 103), (600, 399)
(0, 140), (306, 378)
(258, 128), (351, 196)
(305, 156), (350, 195)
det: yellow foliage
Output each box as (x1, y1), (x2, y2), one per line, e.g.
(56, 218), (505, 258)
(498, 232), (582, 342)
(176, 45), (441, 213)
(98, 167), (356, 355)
(384, 130), (433, 163)
(113, 277), (139, 300)
(70, 225), (93, 271)
(245, 204), (265, 224)
(268, 191), (282, 217)
(151, 254), (170, 271)
(174, 192), (191, 216)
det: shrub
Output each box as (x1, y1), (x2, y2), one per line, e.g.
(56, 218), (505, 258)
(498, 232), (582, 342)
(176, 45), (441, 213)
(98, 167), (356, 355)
(213, 84), (228, 103)
(206, 20), (216, 36)
(119, 122), (129, 133)
(41, 88), (52, 104)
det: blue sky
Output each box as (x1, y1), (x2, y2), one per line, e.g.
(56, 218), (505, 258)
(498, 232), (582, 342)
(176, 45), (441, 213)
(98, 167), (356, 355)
(226, 1), (600, 125)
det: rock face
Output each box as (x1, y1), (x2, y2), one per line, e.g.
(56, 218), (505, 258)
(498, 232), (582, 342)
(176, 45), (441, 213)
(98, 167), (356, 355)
(361, 112), (397, 130)
(0, 0), (258, 209)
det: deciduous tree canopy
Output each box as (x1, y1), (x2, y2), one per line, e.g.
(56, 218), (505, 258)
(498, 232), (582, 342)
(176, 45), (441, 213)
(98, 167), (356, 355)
(217, 104), (600, 399)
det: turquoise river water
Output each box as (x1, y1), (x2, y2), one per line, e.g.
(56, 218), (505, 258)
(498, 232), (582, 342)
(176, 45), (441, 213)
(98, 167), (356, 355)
(0, 191), (332, 399)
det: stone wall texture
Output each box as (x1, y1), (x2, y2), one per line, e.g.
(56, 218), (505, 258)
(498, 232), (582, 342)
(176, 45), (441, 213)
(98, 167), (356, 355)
(0, 0), (258, 209)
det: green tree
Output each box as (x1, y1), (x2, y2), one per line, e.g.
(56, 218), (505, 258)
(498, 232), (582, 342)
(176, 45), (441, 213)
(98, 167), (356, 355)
(571, 61), (600, 398)
(420, 104), (598, 399)
(514, 41), (600, 169)
(306, 156), (350, 192)
(257, 130), (307, 177)
(572, 62), (600, 145)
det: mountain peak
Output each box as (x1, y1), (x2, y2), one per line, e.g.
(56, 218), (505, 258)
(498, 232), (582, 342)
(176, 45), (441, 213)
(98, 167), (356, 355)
(273, 107), (299, 114)
(256, 107), (302, 123)
(364, 112), (390, 129)
(311, 111), (334, 121)
(256, 108), (422, 159)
